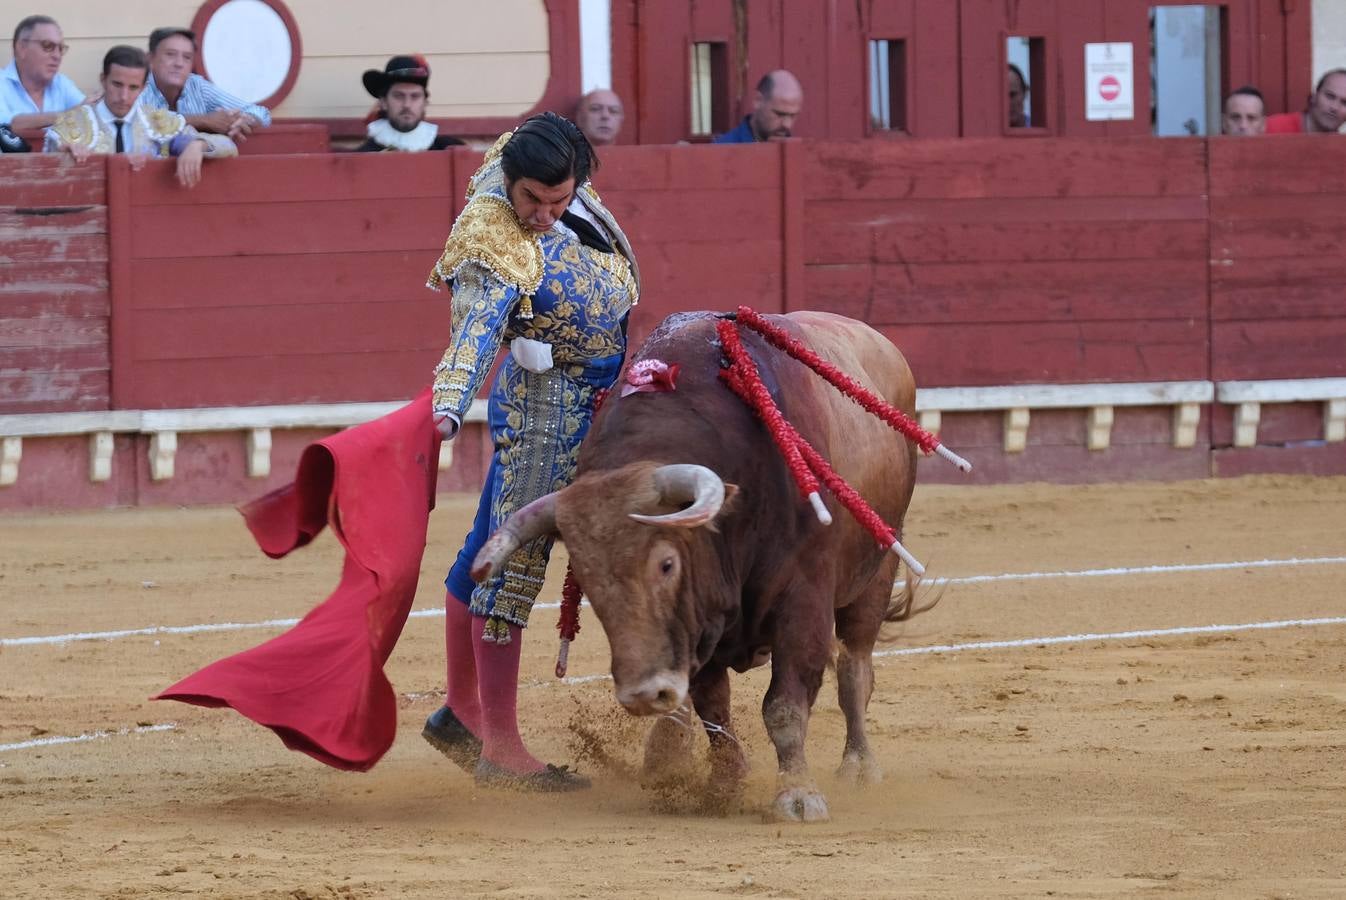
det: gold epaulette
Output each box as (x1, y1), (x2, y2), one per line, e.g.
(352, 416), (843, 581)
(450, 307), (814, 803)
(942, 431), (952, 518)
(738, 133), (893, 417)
(426, 195), (543, 297)
(465, 130), (515, 201)
(50, 107), (95, 150)
(144, 108), (186, 140)
(482, 129), (512, 167)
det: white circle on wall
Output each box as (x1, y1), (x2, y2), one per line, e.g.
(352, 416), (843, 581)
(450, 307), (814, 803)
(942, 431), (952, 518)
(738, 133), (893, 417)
(200, 0), (295, 104)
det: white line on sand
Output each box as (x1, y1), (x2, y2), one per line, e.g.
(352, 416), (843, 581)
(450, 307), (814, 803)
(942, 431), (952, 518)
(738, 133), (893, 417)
(0, 723), (177, 754)
(550, 615), (1346, 685)
(5, 555), (1345, 649)
(871, 616), (1346, 658)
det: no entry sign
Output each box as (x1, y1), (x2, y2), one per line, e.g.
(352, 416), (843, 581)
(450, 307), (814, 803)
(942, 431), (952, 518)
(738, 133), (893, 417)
(1085, 43), (1134, 121)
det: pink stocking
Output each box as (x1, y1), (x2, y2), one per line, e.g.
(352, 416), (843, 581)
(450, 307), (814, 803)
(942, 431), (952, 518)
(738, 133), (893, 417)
(443, 594), (482, 735)
(472, 618), (544, 773)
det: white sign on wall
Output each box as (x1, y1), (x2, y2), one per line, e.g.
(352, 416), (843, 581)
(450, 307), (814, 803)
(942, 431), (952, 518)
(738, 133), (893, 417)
(201, 0), (295, 104)
(1085, 42), (1134, 121)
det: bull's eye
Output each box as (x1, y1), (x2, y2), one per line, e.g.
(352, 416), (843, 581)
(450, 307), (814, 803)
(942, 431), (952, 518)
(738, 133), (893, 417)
(659, 557), (675, 575)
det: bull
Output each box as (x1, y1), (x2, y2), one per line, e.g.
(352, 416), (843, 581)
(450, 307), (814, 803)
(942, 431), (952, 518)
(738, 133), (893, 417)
(471, 310), (929, 822)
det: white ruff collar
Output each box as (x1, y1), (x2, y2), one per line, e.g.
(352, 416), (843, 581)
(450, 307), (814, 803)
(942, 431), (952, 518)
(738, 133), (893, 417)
(366, 118), (439, 151)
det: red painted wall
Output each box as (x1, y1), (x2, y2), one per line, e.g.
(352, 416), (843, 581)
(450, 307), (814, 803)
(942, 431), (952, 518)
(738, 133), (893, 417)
(804, 136), (1210, 386)
(4, 135), (1346, 508)
(1208, 136), (1346, 383)
(0, 156), (110, 413)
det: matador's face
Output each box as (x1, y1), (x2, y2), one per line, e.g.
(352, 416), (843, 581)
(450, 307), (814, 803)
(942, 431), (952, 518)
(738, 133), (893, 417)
(507, 176), (575, 233)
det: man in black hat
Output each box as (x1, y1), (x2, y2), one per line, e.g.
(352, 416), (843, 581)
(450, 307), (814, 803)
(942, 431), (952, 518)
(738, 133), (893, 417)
(355, 54), (463, 152)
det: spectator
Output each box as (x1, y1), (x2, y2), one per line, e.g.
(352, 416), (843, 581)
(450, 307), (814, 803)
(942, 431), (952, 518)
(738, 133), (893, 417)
(713, 69), (803, 143)
(1265, 69), (1346, 134)
(1008, 64), (1029, 128)
(1, 15), (88, 133)
(140, 27), (270, 142)
(1221, 86), (1266, 136)
(45, 45), (237, 188)
(574, 88), (623, 146)
(356, 55), (463, 152)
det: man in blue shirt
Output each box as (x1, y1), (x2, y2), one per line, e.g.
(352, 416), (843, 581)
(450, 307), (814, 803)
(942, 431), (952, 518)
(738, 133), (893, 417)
(1, 15), (89, 133)
(139, 26), (270, 143)
(45, 45), (237, 189)
(712, 69), (803, 143)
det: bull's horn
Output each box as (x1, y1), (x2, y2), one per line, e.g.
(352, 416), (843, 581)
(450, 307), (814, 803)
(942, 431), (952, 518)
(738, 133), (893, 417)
(469, 492), (560, 582)
(629, 464), (725, 528)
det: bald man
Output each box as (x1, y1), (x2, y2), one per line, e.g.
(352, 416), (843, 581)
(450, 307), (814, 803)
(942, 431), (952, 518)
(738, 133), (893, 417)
(1265, 69), (1346, 134)
(574, 88), (623, 146)
(713, 69), (803, 143)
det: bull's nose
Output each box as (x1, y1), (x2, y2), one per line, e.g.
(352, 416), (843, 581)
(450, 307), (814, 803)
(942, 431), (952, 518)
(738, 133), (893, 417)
(615, 672), (688, 715)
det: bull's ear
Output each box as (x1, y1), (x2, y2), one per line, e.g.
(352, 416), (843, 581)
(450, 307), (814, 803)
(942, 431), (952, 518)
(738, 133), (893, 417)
(701, 482), (739, 533)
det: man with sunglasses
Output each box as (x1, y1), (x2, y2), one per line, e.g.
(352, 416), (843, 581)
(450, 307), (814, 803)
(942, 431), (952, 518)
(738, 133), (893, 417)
(1, 15), (89, 136)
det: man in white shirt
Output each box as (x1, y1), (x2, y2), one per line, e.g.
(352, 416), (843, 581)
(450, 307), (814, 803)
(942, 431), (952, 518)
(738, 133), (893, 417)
(0, 15), (88, 133)
(44, 45), (236, 188)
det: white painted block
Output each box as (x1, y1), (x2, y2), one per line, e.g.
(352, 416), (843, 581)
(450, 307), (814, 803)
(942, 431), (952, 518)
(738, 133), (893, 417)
(1233, 402), (1260, 449)
(247, 428), (272, 478)
(918, 409), (941, 436)
(1325, 398), (1346, 443)
(1003, 407), (1030, 453)
(149, 431), (177, 481)
(0, 436), (21, 486)
(1086, 405), (1114, 451)
(89, 431), (114, 482)
(1172, 403), (1201, 449)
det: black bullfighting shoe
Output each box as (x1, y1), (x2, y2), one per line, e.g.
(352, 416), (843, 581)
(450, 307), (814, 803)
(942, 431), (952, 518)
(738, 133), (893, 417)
(422, 706), (482, 773)
(474, 758), (592, 793)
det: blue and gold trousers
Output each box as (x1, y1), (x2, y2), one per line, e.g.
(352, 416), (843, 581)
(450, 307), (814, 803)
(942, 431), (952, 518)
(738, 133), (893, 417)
(445, 350), (623, 641)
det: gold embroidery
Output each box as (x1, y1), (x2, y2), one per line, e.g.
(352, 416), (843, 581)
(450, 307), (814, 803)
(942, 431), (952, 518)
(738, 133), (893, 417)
(426, 195), (544, 298)
(465, 130), (515, 201)
(50, 107), (99, 152)
(145, 108), (186, 140)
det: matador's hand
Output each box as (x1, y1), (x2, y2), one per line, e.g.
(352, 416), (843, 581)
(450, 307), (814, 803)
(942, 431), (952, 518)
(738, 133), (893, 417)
(433, 413), (459, 441)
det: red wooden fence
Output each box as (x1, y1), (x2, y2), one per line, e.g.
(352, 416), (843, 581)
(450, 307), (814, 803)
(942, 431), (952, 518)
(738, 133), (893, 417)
(0, 155), (110, 413)
(2, 136), (1344, 507)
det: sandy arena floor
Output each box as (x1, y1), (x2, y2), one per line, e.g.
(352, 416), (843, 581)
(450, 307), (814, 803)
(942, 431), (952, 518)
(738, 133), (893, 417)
(2, 475), (1345, 898)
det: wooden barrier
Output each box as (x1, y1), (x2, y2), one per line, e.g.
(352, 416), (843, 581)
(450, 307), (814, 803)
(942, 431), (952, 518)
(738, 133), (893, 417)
(0, 155), (110, 414)
(1207, 136), (1346, 476)
(235, 124), (330, 155)
(3, 137), (1345, 508)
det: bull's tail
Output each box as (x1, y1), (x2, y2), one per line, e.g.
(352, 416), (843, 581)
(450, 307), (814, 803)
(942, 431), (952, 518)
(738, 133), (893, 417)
(878, 566), (942, 639)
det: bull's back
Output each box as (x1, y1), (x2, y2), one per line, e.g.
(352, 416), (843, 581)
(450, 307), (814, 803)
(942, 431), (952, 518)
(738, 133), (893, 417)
(784, 312), (914, 412)
(777, 312), (917, 583)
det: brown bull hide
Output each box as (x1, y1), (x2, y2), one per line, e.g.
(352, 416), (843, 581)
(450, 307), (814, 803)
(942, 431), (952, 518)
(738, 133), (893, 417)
(487, 310), (926, 822)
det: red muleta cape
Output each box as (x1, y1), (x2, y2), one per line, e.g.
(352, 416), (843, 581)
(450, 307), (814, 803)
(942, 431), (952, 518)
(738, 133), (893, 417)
(156, 390), (439, 771)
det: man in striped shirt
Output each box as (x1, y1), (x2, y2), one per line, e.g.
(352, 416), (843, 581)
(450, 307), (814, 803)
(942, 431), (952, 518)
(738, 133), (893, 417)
(139, 26), (270, 143)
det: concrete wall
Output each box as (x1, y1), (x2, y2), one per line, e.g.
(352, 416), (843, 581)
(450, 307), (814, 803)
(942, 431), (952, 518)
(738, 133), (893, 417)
(1314, 0), (1346, 87)
(0, 0), (549, 119)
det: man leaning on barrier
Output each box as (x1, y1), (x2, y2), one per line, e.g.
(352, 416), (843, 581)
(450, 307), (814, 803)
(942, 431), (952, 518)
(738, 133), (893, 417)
(140, 26), (271, 143)
(44, 45), (237, 188)
(1, 14), (90, 147)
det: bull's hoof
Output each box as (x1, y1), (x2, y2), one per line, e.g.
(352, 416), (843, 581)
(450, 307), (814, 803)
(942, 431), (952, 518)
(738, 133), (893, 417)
(772, 787), (830, 823)
(422, 706), (482, 774)
(836, 752), (884, 786)
(641, 711), (700, 782)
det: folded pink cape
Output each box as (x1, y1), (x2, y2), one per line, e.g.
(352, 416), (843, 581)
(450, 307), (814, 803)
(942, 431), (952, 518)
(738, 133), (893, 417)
(156, 390), (440, 771)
